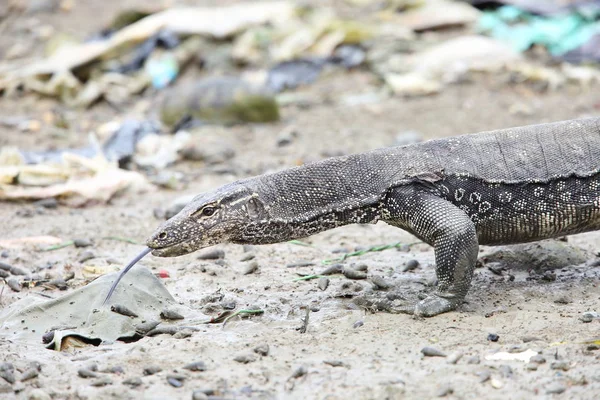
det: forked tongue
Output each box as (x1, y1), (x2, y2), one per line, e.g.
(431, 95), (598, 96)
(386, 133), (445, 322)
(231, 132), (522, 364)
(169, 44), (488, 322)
(102, 247), (152, 305)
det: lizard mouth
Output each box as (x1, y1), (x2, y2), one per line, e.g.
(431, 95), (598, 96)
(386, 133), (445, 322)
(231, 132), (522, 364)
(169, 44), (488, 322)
(149, 240), (198, 257)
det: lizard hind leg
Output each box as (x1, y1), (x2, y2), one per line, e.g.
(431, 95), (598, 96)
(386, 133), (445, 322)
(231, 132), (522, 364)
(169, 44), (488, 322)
(385, 186), (479, 317)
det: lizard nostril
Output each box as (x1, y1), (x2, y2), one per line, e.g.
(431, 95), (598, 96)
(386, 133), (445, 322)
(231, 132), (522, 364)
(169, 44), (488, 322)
(158, 232), (167, 240)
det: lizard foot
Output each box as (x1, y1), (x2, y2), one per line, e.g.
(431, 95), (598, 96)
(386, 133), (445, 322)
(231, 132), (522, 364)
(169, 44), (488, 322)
(393, 294), (460, 317)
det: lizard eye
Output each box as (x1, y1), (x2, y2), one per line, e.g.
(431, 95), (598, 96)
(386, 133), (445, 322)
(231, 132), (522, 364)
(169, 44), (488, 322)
(201, 206), (216, 217)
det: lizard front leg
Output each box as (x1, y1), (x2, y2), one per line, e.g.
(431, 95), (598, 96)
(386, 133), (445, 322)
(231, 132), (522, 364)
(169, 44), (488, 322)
(384, 185), (479, 317)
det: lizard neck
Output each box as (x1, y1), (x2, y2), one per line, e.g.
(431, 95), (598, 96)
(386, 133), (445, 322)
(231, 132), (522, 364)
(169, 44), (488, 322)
(232, 203), (382, 245)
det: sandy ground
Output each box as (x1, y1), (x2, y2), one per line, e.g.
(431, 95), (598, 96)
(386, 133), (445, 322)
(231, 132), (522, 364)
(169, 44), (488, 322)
(2, 1), (600, 399)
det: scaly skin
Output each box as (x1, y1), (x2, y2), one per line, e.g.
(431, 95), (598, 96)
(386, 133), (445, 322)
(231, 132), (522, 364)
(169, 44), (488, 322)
(146, 117), (600, 317)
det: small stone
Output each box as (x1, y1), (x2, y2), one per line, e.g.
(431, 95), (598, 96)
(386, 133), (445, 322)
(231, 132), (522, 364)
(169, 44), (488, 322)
(320, 264), (343, 275)
(90, 377), (112, 387)
(78, 369), (97, 379)
(78, 251), (96, 263)
(352, 264), (368, 272)
(487, 333), (499, 342)
(490, 378), (503, 389)
(254, 344), (270, 356)
(242, 261), (259, 275)
(106, 366), (124, 374)
(167, 376), (184, 388)
(0, 270), (8, 278)
(33, 198), (58, 209)
(317, 277), (329, 291)
(550, 361), (570, 371)
(20, 369), (39, 382)
(342, 267), (367, 280)
(28, 388), (51, 400)
(579, 311), (599, 323)
(370, 276), (392, 290)
(436, 384), (453, 397)
(9, 266), (28, 276)
(286, 261), (314, 268)
(353, 320), (364, 329)
(475, 370), (491, 383)
(197, 249), (225, 260)
(233, 354), (257, 364)
(421, 347), (446, 357)
(239, 253), (255, 262)
(183, 361), (207, 372)
(192, 390), (209, 400)
(525, 363), (538, 371)
(521, 336), (542, 343)
(135, 321), (161, 336)
(529, 354), (546, 364)
(0, 370), (15, 384)
(48, 278), (67, 290)
(446, 352), (463, 365)
(545, 382), (567, 394)
(160, 309), (185, 320)
(290, 366), (307, 379)
(401, 260), (419, 272)
(323, 360), (345, 367)
(122, 377), (142, 387)
(466, 356), (480, 364)
(174, 329), (193, 339)
(73, 239), (92, 248)
(143, 366), (162, 376)
(498, 365), (513, 378)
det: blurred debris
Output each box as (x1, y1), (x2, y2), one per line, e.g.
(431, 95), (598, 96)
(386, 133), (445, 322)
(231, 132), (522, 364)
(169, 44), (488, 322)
(160, 77), (279, 127)
(134, 130), (191, 170)
(102, 120), (162, 167)
(384, 35), (521, 95)
(267, 59), (325, 92)
(468, 0), (600, 16)
(477, 4), (600, 59)
(382, 0), (481, 32)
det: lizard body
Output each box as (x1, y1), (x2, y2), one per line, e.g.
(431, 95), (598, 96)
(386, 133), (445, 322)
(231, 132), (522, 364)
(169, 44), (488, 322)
(143, 117), (600, 316)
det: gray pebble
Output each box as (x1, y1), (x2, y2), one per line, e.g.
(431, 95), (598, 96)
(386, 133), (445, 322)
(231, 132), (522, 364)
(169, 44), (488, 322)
(73, 239), (92, 248)
(370, 276), (392, 290)
(446, 352), (463, 365)
(254, 344), (270, 356)
(319, 264), (343, 275)
(352, 263), (368, 272)
(7, 278), (21, 292)
(579, 311), (599, 323)
(466, 356), (481, 364)
(521, 336), (542, 343)
(421, 347), (446, 357)
(545, 382), (566, 394)
(42, 330), (55, 344)
(90, 377), (112, 387)
(323, 360), (345, 367)
(533, 352), (551, 367)
(286, 261), (314, 268)
(0, 370), (15, 384)
(10, 266), (28, 276)
(143, 366), (162, 376)
(183, 361), (207, 372)
(475, 369), (491, 383)
(160, 309), (185, 320)
(122, 377), (142, 387)
(78, 251), (96, 263)
(220, 301), (236, 310)
(317, 277), (329, 291)
(28, 388), (51, 400)
(290, 366), (307, 379)
(197, 249), (225, 260)
(242, 261), (259, 275)
(233, 354), (257, 364)
(239, 253), (255, 262)
(167, 375), (185, 388)
(20, 369), (38, 382)
(550, 361), (569, 371)
(192, 390), (209, 400)
(342, 267), (367, 280)
(77, 369), (97, 379)
(174, 329), (193, 339)
(401, 260), (419, 272)
(48, 278), (67, 290)
(106, 366), (124, 374)
(0, 270), (8, 278)
(525, 363), (538, 371)
(353, 320), (364, 329)
(0, 263), (11, 271)
(33, 198), (58, 209)
(436, 384), (453, 397)
(135, 321), (161, 336)
(498, 365), (513, 378)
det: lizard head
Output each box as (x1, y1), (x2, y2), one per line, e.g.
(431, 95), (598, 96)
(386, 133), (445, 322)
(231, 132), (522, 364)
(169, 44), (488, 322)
(147, 182), (268, 257)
